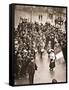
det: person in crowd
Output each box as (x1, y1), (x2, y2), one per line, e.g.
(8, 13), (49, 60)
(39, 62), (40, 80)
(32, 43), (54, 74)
(50, 33), (55, 49)
(27, 59), (37, 84)
(49, 49), (56, 71)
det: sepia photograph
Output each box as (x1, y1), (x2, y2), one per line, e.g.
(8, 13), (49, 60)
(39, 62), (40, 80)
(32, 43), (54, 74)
(13, 4), (67, 85)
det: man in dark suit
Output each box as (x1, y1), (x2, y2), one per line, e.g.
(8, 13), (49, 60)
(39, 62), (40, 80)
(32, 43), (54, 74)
(28, 59), (37, 84)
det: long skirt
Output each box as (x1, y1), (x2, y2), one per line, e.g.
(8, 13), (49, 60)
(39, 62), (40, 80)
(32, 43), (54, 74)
(49, 61), (55, 69)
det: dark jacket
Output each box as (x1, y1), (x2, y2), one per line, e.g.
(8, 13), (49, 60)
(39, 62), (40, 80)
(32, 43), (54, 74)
(28, 62), (37, 74)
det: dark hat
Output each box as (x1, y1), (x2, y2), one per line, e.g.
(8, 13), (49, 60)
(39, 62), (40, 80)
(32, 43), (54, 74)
(52, 79), (57, 83)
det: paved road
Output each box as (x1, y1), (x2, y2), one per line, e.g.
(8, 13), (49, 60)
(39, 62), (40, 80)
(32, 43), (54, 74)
(15, 50), (66, 85)
(34, 51), (66, 84)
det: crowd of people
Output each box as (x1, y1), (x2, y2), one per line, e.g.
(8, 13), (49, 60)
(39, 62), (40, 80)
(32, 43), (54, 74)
(14, 17), (66, 82)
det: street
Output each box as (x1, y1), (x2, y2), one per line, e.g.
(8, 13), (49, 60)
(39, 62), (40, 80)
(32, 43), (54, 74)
(34, 50), (66, 84)
(15, 49), (66, 85)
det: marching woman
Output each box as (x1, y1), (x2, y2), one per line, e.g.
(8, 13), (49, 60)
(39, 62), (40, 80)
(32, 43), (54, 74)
(49, 49), (56, 71)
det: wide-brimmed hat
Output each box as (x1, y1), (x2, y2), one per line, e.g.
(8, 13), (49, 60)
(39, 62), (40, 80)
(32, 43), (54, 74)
(48, 49), (54, 53)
